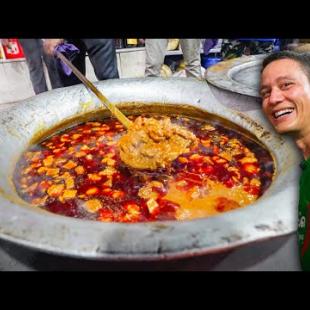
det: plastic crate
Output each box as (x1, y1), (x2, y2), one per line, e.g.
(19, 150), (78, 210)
(201, 55), (222, 68)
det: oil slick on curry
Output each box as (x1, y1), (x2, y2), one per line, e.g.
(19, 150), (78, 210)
(13, 114), (274, 222)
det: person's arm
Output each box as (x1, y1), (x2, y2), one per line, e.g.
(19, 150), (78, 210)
(43, 39), (65, 55)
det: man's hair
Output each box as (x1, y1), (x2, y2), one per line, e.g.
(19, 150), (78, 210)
(262, 51), (310, 83)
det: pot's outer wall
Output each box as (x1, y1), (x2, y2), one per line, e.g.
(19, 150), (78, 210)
(0, 78), (301, 260)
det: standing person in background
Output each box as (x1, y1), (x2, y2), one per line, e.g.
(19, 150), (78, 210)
(44, 39), (119, 86)
(145, 39), (202, 79)
(1, 38), (62, 94)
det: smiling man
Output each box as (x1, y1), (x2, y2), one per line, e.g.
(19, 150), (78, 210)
(260, 51), (310, 271)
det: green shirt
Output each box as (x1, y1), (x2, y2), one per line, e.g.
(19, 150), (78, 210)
(298, 157), (310, 271)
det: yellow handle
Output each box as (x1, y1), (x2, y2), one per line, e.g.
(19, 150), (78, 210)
(56, 51), (133, 129)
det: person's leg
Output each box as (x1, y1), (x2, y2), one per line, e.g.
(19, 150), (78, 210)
(19, 39), (47, 94)
(57, 39), (87, 87)
(180, 39), (202, 79)
(145, 39), (168, 77)
(41, 40), (63, 89)
(82, 39), (119, 80)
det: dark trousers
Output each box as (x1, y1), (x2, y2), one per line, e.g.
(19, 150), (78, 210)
(19, 39), (62, 94)
(59, 39), (119, 87)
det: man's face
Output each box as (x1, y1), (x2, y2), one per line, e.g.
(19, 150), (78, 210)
(260, 59), (310, 135)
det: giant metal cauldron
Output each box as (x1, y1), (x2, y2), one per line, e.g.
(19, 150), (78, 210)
(0, 78), (301, 260)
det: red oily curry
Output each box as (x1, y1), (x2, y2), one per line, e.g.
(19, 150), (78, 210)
(13, 114), (274, 222)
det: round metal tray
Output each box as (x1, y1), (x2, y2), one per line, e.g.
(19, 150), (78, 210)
(205, 55), (266, 98)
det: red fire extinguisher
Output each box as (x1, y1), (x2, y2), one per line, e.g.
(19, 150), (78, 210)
(3, 39), (24, 59)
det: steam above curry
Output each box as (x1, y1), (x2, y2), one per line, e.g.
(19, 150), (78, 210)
(13, 114), (274, 222)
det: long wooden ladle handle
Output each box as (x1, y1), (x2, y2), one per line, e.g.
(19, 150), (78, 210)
(56, 51), (133, 129)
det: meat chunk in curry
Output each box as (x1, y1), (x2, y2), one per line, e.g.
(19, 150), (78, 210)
(118, 116), (198, 170)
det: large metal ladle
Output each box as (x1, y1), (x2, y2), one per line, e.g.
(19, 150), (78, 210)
(56, 51), (197, 170)
(55, 51), (133, 129)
